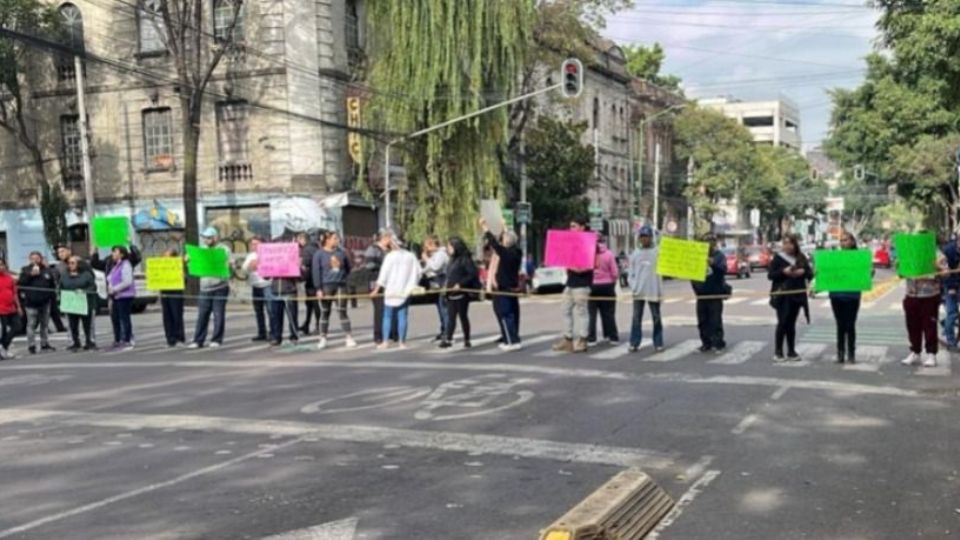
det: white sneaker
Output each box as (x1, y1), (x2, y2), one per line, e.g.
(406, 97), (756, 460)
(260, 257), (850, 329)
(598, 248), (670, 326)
(344, 336), (357, 349)
(503, 343), (523, 352)
(498, 343), (509, 351)
(209, 342), (221, 349)
(923, 353), (938, 368)
(187, 343), (200, 349)
(316, 337), (327, 351)
(901, 352), (921, 366)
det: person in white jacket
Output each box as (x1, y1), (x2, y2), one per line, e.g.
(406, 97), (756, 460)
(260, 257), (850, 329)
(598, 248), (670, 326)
(372, 239), (422, 350)
(628, 225), (664, 352)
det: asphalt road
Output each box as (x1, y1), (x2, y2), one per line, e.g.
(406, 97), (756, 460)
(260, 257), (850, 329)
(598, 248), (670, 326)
(0, 268), (958, 539)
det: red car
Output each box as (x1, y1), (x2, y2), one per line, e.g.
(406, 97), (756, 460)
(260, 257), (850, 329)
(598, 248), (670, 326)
(873, 245), (891, 268)
(744, 246), (771, 269)
(722, 247), (751, 279)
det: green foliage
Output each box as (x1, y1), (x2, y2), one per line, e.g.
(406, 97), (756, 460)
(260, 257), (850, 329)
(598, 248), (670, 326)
(524, 116), (593, 239)
(0, 0), (58, 142)
(39, 180), (68, 250)
(622, 43), (682, 90)
(874, 200), (924, 233)
(365, 0), (535, 241)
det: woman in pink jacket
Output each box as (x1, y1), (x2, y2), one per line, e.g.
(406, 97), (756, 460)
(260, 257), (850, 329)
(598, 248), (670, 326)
(588, 240), (620, 344)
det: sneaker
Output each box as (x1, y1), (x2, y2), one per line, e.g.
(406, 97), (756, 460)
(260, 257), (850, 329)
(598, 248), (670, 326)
(655, 346), (666, 353)
(251, 336), (268, 343)
(923, 353), (938, 368)
(628, 345), (640, 353)
(608, 338), (620, 345)
(698, 345), (712, 353)
(773, 354), (785, 363)
(552, 338), (574, 352)
(432, 335), (444, 343)
(438, 341), (452, 349)
(787, 352), (801, 362)
(503, 343), (523, 352)
(84, 343), (97, 351)
(187, 343), (201, 349)
(847, 355), (856, 364)
(901, 352), (921, 366)
(208, 342), (221, 349)
(344, 336), (357, 349)
(463, 341), (472, 349)
(67, 344), (81, 353)
(397, 343), (409, 350)
(269, 340), (281, 347)
(28, 346), (36, 355)
(572, 339), (588, 353)
(41, 344), (55, 352)
(498, 343), (509, 351)
(376, 342), (391, 351)
(714, 346), (727, 354)
(316, 337), (327, 351)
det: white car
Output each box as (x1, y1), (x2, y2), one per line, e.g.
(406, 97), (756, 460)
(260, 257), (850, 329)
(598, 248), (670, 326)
(531, 267), (566, 294)
(91, 269), (158, 314)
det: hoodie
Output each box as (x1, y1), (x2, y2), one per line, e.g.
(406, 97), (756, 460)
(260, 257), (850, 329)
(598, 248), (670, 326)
(628, 243), (663, 301)
(592, 244), (619, 286)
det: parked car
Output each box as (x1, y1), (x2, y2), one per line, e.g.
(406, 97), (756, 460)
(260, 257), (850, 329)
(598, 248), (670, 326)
(744, 246), (771, 269)
(722, 247), (751, 279)
(873, 245), (892, 268)
(531, 267), (566, 294)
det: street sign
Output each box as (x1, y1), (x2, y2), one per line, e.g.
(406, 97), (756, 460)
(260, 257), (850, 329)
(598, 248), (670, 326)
(749, 208), (760, 227)
(515, 202), (532, 225)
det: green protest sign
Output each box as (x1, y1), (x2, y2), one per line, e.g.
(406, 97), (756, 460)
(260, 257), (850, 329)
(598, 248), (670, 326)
(813, 249), (873, 293)
(185, 244), (231, 279)
(893, 232), (937, 278)
(59, 289), (89, 315)
(92, 216), (130, 248)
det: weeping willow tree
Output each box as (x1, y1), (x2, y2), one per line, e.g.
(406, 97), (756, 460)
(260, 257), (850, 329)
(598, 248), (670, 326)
(364, 0), (535, 240)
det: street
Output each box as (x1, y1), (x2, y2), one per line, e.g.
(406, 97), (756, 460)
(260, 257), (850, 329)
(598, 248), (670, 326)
(0, 270), (957, 539)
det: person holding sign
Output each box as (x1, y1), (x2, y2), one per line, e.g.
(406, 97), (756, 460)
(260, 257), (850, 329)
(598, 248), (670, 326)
(17, 251), (57, 354)
(60, 256), (98, 352)
(768, 234), (812, 362)
(312, 231), (356, 350)
(827, 232), (864, 364)
(188, 227), (232, 349)
(107, 246), (137, 350)
(0, 259), (20, 360)
(898, 232), (946, 368)
(157, 249), (186, 348)
(587, 239), (620, 345)
(551, 219), (595, 354)
(691, 236), (728, 354)
(628, 225), (664, 352)
(242, 236), (271, 342)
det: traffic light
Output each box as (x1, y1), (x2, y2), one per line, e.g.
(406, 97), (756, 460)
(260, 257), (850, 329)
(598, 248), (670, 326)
(853, 164), (865, 181)
(561, 58), (583, 99)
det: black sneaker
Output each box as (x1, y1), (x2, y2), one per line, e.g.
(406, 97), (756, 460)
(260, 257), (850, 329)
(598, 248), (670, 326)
(28, 346), (36, 355)
(714, 346), (727, 354)
(698, 345), (712, 353)
(787, 352), (800, 361)
(67, 344), (81, 352)
(41, 344), (55, 352)
(83, 343), (97, 351)
(438, 341), (452, 349)
(251, 336), (268, 342)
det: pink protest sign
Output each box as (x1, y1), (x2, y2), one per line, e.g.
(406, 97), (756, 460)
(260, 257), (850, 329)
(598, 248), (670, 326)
(544, 230), (597, 269)
(256, 243), (301, 278)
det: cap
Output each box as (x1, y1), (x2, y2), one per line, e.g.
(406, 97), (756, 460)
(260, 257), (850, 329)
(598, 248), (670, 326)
(200, 226), (219, 238)
(638, 224), (654, 237)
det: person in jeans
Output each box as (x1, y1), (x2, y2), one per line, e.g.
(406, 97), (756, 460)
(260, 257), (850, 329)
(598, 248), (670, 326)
(364, 230), (397, 345)
(553, 219), (594, 353)
(312, 231), (356, 350)
(421, 235), (449, 342)
(159, 249), (186, 348)
(768, 234), (812, 362)
(628, 225), (664, 352)
(60, 256), (98, 352)
(587, 239), (620, 344)
(692, 236), (728, 354)
(17, 251), (56, 354)
(298, 231), (321, 336)
(481, 220), (523, 351)
(107, 246), (136, 350)
(441, 237), (479, 349)
(940, 235), (960, 351)
(0, 258), (21, 360)
(189, 227), (232, 349)
(901, 245), (946, 368)
(242, 236), (271, 342)
(373, 237), (421, 350)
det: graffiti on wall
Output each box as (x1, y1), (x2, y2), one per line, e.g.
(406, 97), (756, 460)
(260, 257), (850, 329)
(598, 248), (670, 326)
(205, 206), (271, 255)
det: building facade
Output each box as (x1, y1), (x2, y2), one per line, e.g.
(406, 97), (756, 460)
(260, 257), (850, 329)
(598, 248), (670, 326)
(0, 0), (373, 265)
(699, 96), (802, 151)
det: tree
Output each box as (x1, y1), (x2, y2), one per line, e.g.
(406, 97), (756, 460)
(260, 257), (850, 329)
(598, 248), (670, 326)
(523, 115), (594, 258)
(888, 133), (960, 230)
(622, 43), (682, 91)
(0, 0), (62, 248)
(365, 0), (536, 240)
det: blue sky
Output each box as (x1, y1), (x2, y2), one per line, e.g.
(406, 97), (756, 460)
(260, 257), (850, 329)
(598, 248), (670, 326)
(602, 0), (879, 151)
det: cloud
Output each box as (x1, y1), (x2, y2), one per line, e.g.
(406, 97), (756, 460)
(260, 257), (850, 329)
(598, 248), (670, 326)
(603, 0), (878, 149)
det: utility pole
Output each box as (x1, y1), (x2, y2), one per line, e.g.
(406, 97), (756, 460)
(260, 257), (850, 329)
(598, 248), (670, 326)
(75, 55), (96, 252)
(686, 157), (694, 239)
(652, 141), (661, 231)
(519, 138), (528, 262)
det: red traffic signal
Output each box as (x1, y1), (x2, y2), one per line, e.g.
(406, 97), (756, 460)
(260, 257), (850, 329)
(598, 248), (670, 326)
(560, 58), (583, 99)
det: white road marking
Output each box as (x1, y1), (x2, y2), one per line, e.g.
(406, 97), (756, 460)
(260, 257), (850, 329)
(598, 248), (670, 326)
(888, 302), (901, 311)
(647, 339), (700, 363)
(663, 297), (685, 304)
(770, 386), (789, 400)
(750, 298), (769, 306)
(0, 438), (303, 539)
(646, 470), (722, 539)
(819, 300), (831, 309)
(725, 297), (746, 305)
(708, 341), (766, 365)
(476, 334), (557, 356)
(589, 344), (634, 360)
(843, 345), (888, 373)
(731, 414), (759, 435)
(262, 518), (358, 540)
(778, 343), (827, 367)
(861, 301), (876, 310)
(422, 334), (500, 355)
(682, 455), (714, 481)
(0, 408), (682, 470)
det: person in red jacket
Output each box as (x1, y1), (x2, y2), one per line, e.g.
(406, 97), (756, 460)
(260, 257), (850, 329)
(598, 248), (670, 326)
(0, 258), (21, 360)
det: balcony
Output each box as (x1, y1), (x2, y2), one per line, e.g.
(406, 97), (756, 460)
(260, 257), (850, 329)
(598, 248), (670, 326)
(218, 162), (253, 182)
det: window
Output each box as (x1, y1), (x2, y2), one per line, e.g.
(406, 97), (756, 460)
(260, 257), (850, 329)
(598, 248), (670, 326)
(60, 115), (83, 190)
(139, 0), (166, 55)
(142, 108), (174, 170)
(213, 0), (243, 42)
(592, 97), (599, 129)
(216, 101), (253, 181)
(57, 4), (84, 82)
(742, 116), (774, 127)
(345, 0), (360, 50)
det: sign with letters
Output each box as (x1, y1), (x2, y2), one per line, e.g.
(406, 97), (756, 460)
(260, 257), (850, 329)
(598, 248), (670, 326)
(256, 243), (301, 278)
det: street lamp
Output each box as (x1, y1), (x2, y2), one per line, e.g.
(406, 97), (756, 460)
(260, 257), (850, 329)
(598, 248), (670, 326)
(632, 103), (685, 243)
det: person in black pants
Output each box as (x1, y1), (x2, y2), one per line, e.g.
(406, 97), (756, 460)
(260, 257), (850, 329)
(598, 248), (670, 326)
(829, 231), (862, 364)
(768, 233), (812, 362)
(159, 249), (186, 347)
(298, 231), (321, 335)
(481, 220), (523, 350)
(59, 256), (98, 351)
(692, 236), (729, 353)
(441, 237), (479, 349)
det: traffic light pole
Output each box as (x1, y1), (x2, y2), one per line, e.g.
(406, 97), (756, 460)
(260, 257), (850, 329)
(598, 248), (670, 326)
(383, 82), (563, 229)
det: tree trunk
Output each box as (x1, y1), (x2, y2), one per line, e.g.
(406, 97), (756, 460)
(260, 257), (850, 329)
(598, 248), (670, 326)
(181, 99), (202, 302)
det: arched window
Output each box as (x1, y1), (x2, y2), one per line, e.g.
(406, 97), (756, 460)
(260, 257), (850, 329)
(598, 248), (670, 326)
(213, 0), (243, 43)
(139, 0), (166, 55)
(57, 4), (84, 82)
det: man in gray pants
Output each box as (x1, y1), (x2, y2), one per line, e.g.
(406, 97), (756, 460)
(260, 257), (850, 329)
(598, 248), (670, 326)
(17, 251), (57, 354)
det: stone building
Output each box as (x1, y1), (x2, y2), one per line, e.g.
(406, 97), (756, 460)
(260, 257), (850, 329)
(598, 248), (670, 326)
(0, 0), (374, 264)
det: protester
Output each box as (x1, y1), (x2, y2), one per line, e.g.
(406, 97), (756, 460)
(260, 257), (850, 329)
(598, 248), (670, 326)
(159, 249), (186, 348)
(364, 229), (397, 345)
(552, 219), (594, 353)
(692, 235), (728, 353)
(107, 246), (136, 350)
(829, 231), (862, 364)
(901, 239), (946, 368)
(617, 250), (629, 288)
(189, 227), (232, 349)
(0, 259), (20, 360)
(299, 231), (321, 336)
(588, 238), (620, 344)
(940, 235), (960, 351)
(373, 237), (421, 350)
(628, 225), (664, 352)
(268, 237), (300, 346)
(18, 251), (57, 354)
(242, 236), (271, 342)
(768, 234), (812, 362)
(441, 236), (479, 349)
(421, 234), (450, 342)
(312, 231), (356, 350)
(481, 220), (523, 351)
(47, 246), (69, 333)
(60, 255), (98, 351)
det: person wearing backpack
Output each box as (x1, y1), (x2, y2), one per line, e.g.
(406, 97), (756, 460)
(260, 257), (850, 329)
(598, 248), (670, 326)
(440, 237), (480, 350)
